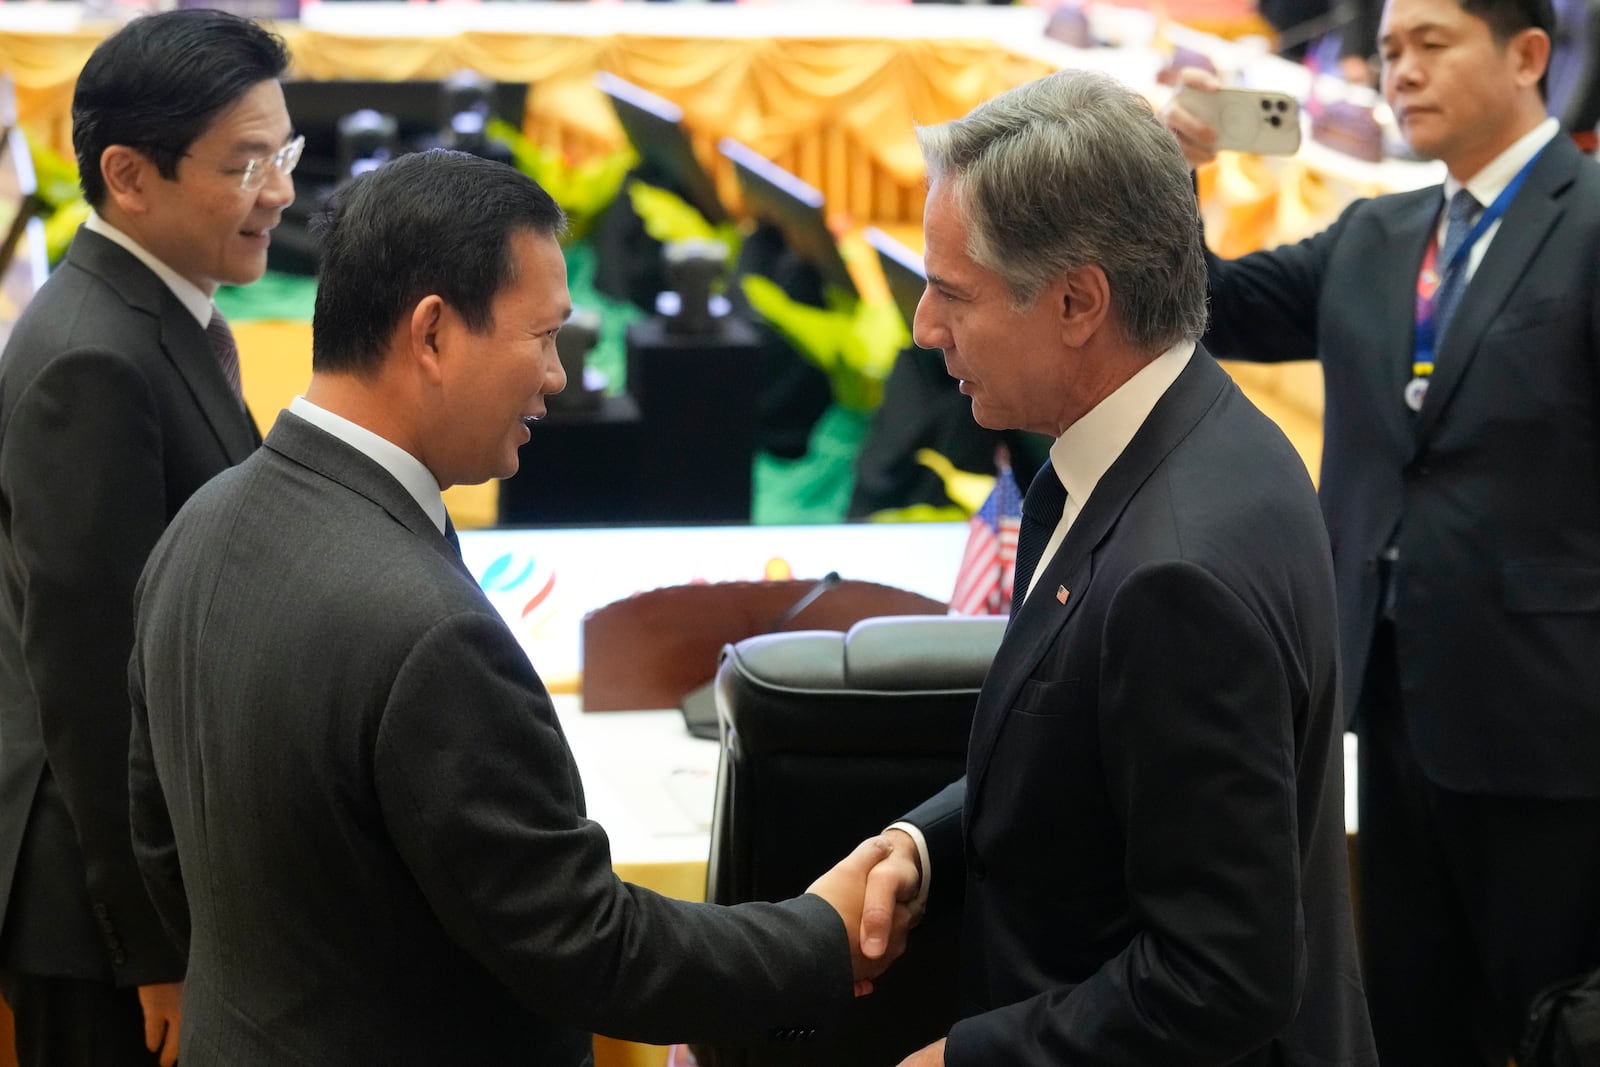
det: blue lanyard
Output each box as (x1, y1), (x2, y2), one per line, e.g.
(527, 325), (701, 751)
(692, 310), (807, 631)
(1413, 145), (1545, 370)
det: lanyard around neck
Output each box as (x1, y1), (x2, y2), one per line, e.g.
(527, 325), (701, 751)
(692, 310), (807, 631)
(1412, 144), (1546, 372)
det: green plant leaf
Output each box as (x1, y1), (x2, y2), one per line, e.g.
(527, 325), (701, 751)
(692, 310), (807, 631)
(740, 274), (909, 411)
(625, 180), (741, 263)
(487, 118), (636, 242)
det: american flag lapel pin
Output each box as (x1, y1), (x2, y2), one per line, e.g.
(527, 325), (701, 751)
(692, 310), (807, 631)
(1056, 585), (1069, 604)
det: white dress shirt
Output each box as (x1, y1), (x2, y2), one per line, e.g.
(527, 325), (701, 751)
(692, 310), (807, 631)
(1024, 340), (1194, 601)
(289, 396), (449, 536)
(1441, 117), (1559, 282)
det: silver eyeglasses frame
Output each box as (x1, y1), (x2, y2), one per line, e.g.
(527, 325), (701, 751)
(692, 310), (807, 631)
(239, 134), (305, 191)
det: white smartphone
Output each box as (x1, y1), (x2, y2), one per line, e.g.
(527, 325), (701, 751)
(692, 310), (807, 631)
(1176, 86), (1302, 156)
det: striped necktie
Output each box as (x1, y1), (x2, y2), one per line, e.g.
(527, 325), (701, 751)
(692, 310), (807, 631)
(206, 308), (244, 404)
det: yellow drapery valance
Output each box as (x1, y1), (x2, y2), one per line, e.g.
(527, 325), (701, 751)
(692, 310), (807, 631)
(5, 24), (1047, 226)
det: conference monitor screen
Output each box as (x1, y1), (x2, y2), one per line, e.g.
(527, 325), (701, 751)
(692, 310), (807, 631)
(596, 72), (728, 227)
(281, 77), (529, 185)
(863, 226), (927, 332)
(719, 138), (858, 300)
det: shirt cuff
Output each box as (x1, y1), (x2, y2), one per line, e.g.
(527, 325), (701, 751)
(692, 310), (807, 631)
(885, 820), (931, 916)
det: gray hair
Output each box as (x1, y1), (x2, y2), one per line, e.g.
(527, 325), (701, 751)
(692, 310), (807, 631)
(917, 69), (1208, 353)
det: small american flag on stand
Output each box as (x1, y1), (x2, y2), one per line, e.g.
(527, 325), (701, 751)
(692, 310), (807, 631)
(948, 448), (1023, 616)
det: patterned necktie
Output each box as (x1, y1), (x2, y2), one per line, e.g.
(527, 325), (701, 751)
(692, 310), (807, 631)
(1430, 188), (1481, 345)
(1011, 463), (1068, 611)
(206, 308), (244, 404)
(443, 514), (462, 558)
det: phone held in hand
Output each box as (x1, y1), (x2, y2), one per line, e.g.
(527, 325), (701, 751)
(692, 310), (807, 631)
(1176, 86), (1302, 156)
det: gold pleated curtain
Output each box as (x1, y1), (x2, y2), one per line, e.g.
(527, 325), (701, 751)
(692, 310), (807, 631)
(2, 21), (1339, 463)
(3, 23), (1363, 243)
(0, 30), (104, 159)
(6, 26), (1050, 227)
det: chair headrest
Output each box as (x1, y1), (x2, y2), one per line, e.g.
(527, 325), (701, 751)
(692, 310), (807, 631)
(843, 614), (1006, 689)
(724, 614), (1005, 692)
(715, 615), (1006, 754)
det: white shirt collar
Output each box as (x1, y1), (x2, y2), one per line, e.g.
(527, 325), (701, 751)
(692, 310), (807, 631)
(84, 211), (214, 328)
(1049, 340), (1195, 513)
(288, 396), (448, 535)
(1445, 117), (1559, 207)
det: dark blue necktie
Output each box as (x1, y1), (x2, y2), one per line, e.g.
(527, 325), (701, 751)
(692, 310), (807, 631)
(1012, 463), (1068, 613)
(1430, 188), (1481, 345)
(443, 514), (461, 557)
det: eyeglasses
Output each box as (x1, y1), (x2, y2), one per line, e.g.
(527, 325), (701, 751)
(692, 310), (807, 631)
(238, 134), (305, 191)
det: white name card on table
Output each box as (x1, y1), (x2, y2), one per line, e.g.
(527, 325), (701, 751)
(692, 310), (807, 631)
(459, 521), (970, 692)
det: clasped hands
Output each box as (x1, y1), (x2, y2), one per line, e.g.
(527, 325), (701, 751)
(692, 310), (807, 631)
(804, 828), (923, 996)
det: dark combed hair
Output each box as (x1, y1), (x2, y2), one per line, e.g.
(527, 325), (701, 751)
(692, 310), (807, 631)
(1460, 0), (1555, 43)
(71, 9), (289, 209)
(311, 150), (567, 375)
(1460, 0), (1557, 96)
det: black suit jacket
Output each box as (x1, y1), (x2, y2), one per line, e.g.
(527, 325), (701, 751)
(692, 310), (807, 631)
(128, 411), (851, 1065)
(1203, 134), (1600, 797)
(0, 228), (256, 984)
(905, 353), (1374, 1066)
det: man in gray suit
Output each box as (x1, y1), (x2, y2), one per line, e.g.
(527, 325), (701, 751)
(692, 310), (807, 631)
(0, 12), (294, 1066)
(128, 149), (904, 1065)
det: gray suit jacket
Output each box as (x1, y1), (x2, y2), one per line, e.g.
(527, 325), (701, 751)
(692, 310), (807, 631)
(0, 228), (255, 984)
(1203, 135), (1600, 797)
(905, 354), (1375, 1066)
(129, 411), (850, 1065)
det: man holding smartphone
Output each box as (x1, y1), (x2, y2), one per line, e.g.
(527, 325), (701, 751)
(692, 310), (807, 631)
(1165, 0), (1600, 1062)
(1173, 85), (1302, 155)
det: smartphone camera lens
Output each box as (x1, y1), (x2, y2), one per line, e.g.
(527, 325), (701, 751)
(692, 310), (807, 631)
(1276, 100), (1289, 112)
(1261, 99), (1272, 111)
(1269, 115), (1282, 126)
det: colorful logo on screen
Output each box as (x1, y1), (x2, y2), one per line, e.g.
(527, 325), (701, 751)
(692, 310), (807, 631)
(476, 553), (558, 630)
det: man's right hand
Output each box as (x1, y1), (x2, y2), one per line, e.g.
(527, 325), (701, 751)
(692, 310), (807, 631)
(860, 828), (922, 963)
(1162, 68), (1223, 170)
(807, 835), (915, 994)
(138, 981), (183, 1067)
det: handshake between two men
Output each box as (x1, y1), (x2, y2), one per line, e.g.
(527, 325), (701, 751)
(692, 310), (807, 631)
(807, 830), (924, 998)
(802, 829), (945, 1067)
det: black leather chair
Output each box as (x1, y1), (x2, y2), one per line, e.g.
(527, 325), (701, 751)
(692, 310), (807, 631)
(696, 614), (1005, 1067)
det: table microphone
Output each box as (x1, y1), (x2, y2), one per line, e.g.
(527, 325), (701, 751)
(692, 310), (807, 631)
(678, 571), (843, 739)
(770, 570), (842, 630)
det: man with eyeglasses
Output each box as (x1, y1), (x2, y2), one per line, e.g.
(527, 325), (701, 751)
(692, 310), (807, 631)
(0, 11), (294, 1066)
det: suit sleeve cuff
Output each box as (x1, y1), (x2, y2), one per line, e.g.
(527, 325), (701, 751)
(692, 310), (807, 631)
(885, 820), (931, 915)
